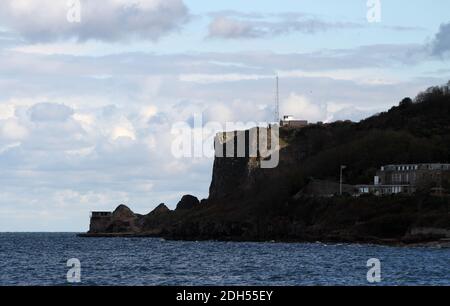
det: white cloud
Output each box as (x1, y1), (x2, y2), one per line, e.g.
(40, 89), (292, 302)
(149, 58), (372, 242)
(277, 69), (402, 86)
(431, 22), (450, 57)
(207, 13), (363, 39)
(280, 94), (383, 124)
(205, 103), (235, 124)
(73, 112), (95, 130)
(0, 118), (28, 140)
(208, 16), (259, 39)
(28, 103), (74, 122)
(281, 93), (326, 122)
(0, 104), (15, 119)
(112, 125), (136, 141)
(11, 41), (97, 56)
(0, 0), (189, 42)
(179, 73), (270, 83)
(326, 102), (353, 114)
(141, 105), (158, 120)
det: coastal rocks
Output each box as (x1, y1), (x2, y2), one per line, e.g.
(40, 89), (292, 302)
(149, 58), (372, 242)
(402, 227), (450, 244)
(408, 227), (450, 238)
(176, 195), (200, 210)
(149, 203), (171, 215)
(113, 204), (135, 219)
(89, 213), (113, 233)
(107, 204), (139, 233)
(87, 204), (139, 234)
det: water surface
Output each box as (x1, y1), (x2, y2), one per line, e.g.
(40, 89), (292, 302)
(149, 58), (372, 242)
(0, 233), (448, 285)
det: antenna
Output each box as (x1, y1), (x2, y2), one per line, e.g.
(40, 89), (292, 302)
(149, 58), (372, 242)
(275, 74), (279, 124)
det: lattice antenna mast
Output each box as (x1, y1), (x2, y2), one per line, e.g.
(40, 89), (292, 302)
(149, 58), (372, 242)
(275, 74), (280, 124)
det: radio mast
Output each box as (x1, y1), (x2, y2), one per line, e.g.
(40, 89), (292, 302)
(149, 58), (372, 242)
(275, 75), (279, 124)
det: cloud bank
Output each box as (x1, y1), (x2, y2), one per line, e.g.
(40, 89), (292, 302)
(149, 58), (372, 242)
(431, 22), (450, 57)
(208, 13), (362, 39)
(206, 11), (423, 40)
(0, 0), (189, 42)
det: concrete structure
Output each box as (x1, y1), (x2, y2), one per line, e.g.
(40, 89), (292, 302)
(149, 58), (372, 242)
(280, 116), (308, 128)
(358, 163), (450, 196)
(91, 211), (112, 217)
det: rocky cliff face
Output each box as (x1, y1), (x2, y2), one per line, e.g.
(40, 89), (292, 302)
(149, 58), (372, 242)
(176, 195), (200, 210)
(83, 84), (450, 245)
(85, 126), (450, 244)
(89, 204), (140, 234)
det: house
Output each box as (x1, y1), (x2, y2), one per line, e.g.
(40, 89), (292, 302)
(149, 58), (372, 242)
(358, 163), (450, 196)
(280, 116), (308, 128)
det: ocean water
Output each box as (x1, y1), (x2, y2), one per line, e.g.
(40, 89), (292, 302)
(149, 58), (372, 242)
(0, 233), (448, 286)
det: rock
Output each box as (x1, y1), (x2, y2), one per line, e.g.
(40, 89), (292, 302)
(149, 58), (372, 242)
(149, 203), (170, 215)
(87, 204), (138, 234)
(176, 195), (200, 210)
(113, 204), (135, 219)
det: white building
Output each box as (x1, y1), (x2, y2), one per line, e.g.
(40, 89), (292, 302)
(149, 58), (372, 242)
(357, 163), (450, 196)
(280, 115), (308, 128)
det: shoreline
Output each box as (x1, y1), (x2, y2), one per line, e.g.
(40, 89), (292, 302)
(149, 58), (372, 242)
(77, 233), (450, 248)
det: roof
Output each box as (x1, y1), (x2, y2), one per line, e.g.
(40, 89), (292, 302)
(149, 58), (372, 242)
(381, 163), (450, 171)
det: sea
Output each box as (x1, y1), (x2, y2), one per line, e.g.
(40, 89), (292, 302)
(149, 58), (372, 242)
(0, 233), (448, 286)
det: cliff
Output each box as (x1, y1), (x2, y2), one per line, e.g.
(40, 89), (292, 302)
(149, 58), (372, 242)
(81, 83), (450, 245)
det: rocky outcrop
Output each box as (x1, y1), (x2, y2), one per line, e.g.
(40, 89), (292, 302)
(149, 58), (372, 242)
(149, 203), (170, 216)
(113, 204), (135, 219)
(89, 213), (112, 233)
(88, 204), (139, 234)
(175, 195), (200, 210)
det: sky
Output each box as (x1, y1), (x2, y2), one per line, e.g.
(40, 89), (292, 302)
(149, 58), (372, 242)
(0, 0), (449, 231)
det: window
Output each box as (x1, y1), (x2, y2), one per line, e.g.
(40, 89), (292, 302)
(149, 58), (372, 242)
(392, 173), (402, 183)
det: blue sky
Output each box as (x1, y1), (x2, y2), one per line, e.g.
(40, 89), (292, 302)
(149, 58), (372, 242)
(0, 0), (449, 231)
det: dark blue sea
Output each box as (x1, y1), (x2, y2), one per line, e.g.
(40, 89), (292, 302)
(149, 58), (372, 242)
(0, 233), (448, 286)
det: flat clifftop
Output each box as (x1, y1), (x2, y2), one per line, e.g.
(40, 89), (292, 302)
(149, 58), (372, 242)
(82, 83), (450, 246)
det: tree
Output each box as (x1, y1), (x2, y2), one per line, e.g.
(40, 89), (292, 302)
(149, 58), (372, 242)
(399, 97), (413, 108)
